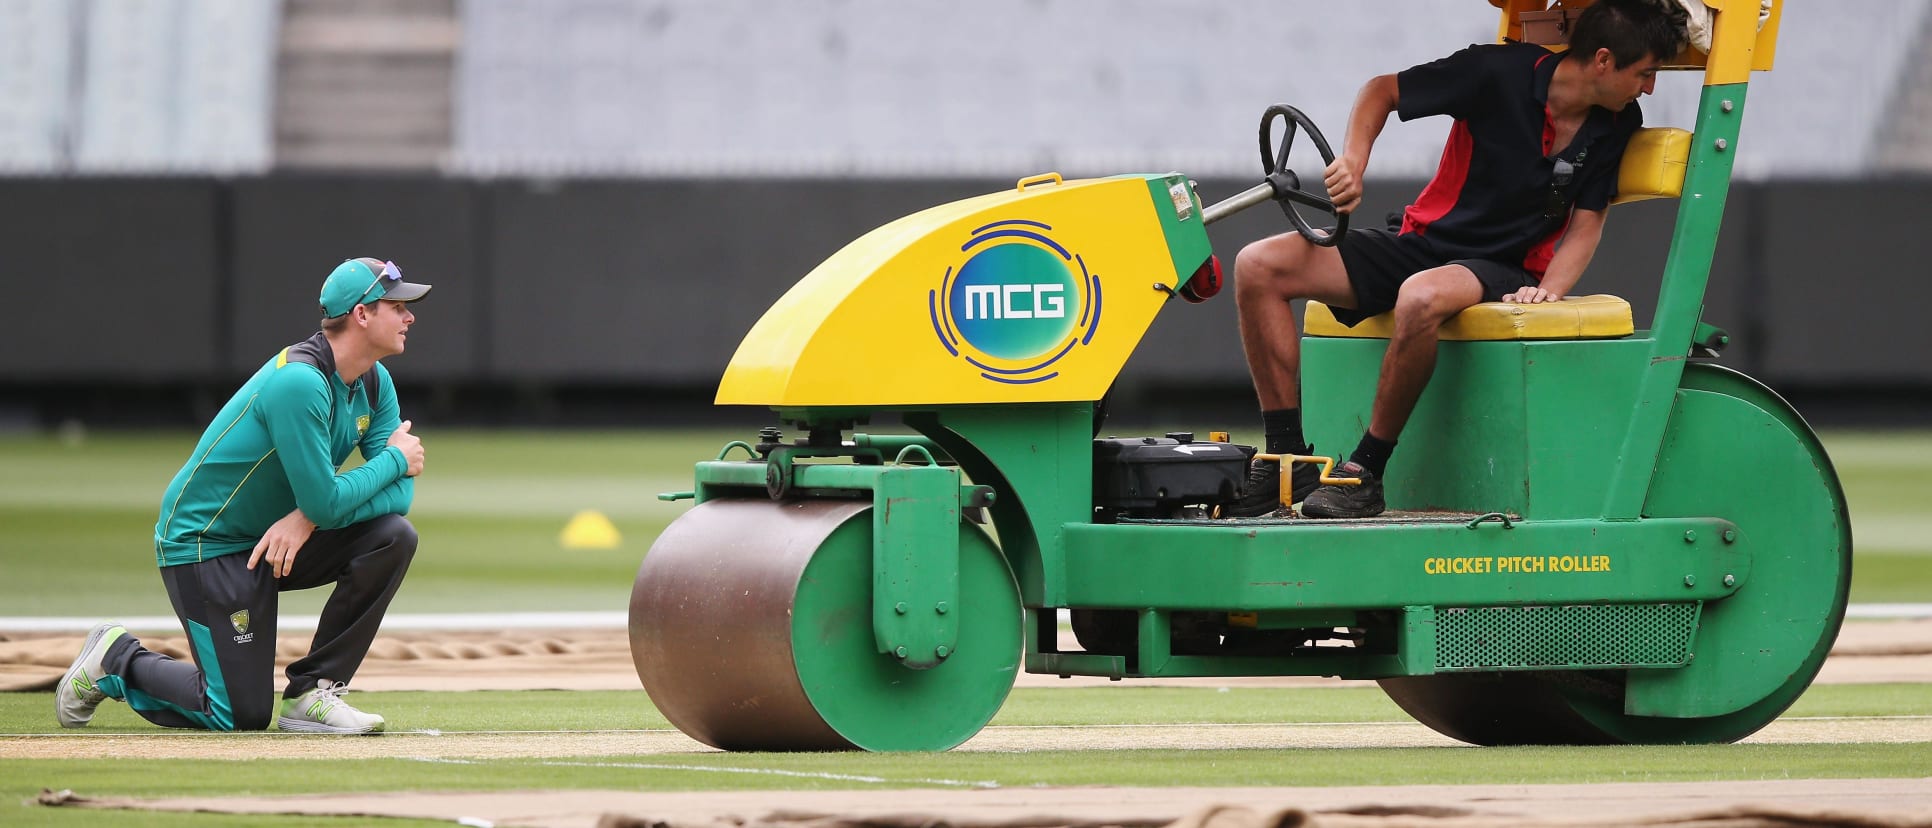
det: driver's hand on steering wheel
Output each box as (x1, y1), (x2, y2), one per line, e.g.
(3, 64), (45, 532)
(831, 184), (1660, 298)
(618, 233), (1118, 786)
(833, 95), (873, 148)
(1502, 286), (1564, 304)
(1323, 156), (1365, 215)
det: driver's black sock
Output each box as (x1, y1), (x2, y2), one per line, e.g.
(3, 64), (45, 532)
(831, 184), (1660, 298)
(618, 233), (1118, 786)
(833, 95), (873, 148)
(1261, 408), (1308, 456)
(1348, 432), (1397, 479)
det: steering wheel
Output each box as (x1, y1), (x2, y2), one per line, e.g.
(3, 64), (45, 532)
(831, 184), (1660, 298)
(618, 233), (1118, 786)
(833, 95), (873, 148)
(1259, 104), (1349, 247)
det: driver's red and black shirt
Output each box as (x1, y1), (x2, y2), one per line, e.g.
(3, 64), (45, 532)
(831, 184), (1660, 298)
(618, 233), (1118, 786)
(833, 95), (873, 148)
(1395, 42), (1643, 278)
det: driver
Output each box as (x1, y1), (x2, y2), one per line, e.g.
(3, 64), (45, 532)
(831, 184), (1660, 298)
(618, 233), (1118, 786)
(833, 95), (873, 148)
(1225, 0), (1688, 519)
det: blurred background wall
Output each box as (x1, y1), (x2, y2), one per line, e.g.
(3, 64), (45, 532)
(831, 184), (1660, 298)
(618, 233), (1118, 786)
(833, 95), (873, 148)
(2, 0), (1930, 428)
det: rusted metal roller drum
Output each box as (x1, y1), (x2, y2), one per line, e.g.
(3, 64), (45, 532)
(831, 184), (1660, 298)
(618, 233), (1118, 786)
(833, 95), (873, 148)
(629, 497), (1021, 751)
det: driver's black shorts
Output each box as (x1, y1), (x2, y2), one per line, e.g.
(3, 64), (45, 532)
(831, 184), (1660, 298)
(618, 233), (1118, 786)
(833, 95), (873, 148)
(1327, 228), (1538, 327)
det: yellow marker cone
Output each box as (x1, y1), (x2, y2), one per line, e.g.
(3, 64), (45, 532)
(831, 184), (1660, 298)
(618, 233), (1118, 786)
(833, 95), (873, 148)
(560, 510), (622, 549)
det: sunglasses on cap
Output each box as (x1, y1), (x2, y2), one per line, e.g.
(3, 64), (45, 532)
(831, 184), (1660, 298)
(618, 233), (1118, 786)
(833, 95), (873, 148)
(1544, 157), (1576, 220)
(353, 261), (404, 308)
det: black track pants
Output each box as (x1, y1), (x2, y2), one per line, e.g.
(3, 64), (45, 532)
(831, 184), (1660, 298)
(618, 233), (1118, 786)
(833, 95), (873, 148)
(99, 515), (418, 731)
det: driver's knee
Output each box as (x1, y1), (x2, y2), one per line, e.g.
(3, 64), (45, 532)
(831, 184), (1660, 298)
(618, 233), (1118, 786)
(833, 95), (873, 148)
(1234, 235), (1312, 302)
(1393, 275), (1476, 325)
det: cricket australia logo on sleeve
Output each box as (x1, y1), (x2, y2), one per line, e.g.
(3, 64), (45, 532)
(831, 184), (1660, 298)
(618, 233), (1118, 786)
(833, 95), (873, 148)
(230, 609), (254, 644)
(928, 219), (1102, 385)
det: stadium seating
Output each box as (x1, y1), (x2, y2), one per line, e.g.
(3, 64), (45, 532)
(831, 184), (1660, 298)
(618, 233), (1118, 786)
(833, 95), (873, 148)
(2, 0), (1929, 177)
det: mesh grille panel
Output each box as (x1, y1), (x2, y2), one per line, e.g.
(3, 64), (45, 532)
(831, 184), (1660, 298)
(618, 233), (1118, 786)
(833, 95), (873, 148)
(1435, 603), (1699, 671)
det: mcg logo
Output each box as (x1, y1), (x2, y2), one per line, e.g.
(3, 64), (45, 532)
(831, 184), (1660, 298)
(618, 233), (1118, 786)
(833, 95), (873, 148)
(928, 220), (1101, 384)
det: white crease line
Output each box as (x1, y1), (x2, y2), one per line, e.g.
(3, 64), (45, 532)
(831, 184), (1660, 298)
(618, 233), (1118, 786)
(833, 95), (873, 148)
(1845, 604), (1932, 619)
(0, 728), (683, 738)
(987, 721), (1420, 730)
(403, 757), (1001, 788)
(397, 728), (682, 735)
(9, 728), (702, 736)
(0, 611), (632, 632)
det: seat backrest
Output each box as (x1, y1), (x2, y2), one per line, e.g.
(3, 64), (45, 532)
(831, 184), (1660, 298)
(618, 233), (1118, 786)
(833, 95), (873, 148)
(1611, 127), (1693, 206)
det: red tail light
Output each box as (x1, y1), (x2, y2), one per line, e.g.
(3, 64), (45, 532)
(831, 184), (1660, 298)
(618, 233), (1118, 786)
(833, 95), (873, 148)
(1180, 255), (1222, 303)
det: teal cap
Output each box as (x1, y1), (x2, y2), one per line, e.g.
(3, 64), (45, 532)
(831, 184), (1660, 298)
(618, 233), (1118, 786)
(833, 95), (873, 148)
(319, 257), (432, 318)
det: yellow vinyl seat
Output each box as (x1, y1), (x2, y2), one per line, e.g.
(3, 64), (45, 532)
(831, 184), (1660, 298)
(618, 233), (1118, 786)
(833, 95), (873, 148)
(1305, 294), (1634, 340)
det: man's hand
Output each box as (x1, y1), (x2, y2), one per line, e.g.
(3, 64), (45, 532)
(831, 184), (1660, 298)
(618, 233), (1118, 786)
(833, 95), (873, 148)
(1501, 285), (1565, 304)
(388, 419), (426, 477)
(1323, 155), (1366, 215)
(248, 509), (315, 578)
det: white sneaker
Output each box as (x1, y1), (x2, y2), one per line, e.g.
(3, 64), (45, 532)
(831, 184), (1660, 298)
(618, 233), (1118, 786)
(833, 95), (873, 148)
(55, 622), (126, 729)
(276, 679), (385, 734)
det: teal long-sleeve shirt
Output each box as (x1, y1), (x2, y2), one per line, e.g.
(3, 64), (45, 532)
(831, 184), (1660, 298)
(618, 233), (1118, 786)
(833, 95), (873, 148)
(154, 333), (414, 567)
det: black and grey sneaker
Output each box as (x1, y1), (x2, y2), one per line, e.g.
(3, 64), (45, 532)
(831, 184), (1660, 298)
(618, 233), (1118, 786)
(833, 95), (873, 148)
(1224, 454), (1322, 518)
(1300, 461), (1386, 519)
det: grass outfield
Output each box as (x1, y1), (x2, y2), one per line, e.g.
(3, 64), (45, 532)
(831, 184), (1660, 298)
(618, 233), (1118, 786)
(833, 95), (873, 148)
(1, 427), (1929, 617)
(5, 685), (1932, 828)
(0, 429), (715, 617)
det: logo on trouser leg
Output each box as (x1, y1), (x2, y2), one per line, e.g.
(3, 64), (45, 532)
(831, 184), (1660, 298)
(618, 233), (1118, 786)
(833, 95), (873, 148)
(230, 609), (254, 643)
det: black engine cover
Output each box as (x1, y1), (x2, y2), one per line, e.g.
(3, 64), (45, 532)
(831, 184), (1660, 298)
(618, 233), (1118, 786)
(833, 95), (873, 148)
(1092, 434), (1255, 516)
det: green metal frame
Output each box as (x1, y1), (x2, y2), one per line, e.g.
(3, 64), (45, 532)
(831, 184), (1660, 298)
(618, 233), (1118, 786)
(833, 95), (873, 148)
(684, 436), (994, 669)
(1605, 84), (1749, 519)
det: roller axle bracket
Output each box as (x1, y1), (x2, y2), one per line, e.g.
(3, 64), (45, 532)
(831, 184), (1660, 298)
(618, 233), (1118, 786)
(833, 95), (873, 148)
(688, 427), (982, 668)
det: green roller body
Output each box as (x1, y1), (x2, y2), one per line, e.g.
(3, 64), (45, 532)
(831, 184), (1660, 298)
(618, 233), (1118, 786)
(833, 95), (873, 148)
(634, 52), (1846, 750)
